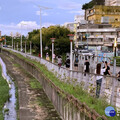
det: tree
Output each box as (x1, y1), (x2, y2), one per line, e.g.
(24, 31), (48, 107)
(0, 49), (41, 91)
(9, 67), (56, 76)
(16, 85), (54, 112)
(28, 25), (73, 57)
(82, 0), (95, 10)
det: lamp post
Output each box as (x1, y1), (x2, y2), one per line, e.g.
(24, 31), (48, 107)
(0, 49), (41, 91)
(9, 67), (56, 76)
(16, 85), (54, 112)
(37, 5), (52, 58)
(50, 38), (56, 63)
(113, 37), (117, 75)
(17, 42), (18, 51)
(20, 23), (27, 52)
(25, 41), (26, 54)
(14, 42), (15, 50)
(10, 32), (14, 49)
(30, 41), (32, 55)
(68, 34), (74, 71)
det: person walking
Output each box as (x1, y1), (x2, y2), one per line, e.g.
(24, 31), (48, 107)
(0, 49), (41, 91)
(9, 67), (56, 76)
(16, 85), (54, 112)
(84, 58), (90, 76)
(117, 71), (120, 82)
(96, 63), (106, 98)
(46, 52), (50, 61)
(74, 56), (79, 71)
(104, 61), (111, 89)
(58, 55), (62, 69)
(65, 56), (70, 69)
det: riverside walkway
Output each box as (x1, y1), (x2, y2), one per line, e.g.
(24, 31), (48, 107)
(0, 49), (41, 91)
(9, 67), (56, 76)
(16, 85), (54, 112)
(4, 48), (120, 109)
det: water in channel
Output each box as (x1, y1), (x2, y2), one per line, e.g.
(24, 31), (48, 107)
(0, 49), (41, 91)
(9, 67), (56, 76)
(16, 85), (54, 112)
(0, 57), (17, 120)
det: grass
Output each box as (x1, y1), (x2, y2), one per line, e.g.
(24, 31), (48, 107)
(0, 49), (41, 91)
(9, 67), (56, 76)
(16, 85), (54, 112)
(0, 66), (9, 120)
(29, 78), (42, 89)
(7, 50), (120, 120)
(13, 79), (19, 120)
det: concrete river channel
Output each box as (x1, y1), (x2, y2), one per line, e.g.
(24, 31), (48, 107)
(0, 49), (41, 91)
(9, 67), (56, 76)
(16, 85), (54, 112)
(0, 57), (17, 120)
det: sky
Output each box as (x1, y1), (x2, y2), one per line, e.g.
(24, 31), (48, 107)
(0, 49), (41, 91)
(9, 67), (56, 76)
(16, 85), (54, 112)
(0, 0), (90, 36)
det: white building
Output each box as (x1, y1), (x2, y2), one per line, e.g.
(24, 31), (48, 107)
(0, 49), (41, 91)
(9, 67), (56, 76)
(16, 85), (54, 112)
(105, 0), (120, 6)
(76, 23), (120, 51)
(64, 22), (75, 31)
(74, 15), (84, 22)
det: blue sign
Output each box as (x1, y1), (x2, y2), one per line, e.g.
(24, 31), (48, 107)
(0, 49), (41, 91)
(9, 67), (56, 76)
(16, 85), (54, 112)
(105, 106), (116, 117)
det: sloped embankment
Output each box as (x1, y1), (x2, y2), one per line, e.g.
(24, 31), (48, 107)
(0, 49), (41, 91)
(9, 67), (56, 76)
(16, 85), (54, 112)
(0, 54), (61, 120)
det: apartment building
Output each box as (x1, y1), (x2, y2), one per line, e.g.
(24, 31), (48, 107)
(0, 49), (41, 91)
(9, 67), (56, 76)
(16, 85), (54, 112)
(105, 0), (120, 6)
(85, 5), (120, 27)
(76, 23), (120, 50)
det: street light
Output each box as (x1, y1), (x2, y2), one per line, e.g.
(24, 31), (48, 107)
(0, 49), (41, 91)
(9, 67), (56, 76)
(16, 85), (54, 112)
(114, 37), (117, 57)
(20, 23), (27, 52)
(68, 34), (74, 71)
(30, 41), (32, 55)
(10, 32), (14, 49)
(113, 37), (117, 75)
(37, 5), (52, 58)
(50, 38), (55, 63)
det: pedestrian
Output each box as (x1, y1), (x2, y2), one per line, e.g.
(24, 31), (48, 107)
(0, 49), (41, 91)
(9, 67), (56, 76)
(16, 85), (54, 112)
(46, 52), (50, 61)
(84, 58), (90, 76)
(117, 71), (120, 81)
(96, 63), (106, 98)
(104, 61), (111, 89)
(58, 55), (62, 69)
(65, 56), (70, 69)
(39, 53), (41, 58)
(74, 56), (79, 70)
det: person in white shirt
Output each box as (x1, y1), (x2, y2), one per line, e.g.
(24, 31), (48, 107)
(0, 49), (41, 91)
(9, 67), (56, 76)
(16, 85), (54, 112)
(96, 63), (106, 98)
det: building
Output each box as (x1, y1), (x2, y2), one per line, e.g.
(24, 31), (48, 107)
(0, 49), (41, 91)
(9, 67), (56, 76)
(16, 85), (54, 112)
(105, 0), (120, 6)
(0, 31), (1, 38)
(76, 23), (120, 51)
(64, 22), (75, 32)
(74, 15), (84, 23)
(85, 5), (120, 27)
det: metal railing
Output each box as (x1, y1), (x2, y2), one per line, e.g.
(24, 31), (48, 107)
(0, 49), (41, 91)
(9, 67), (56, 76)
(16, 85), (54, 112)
(2, 49), (109, 120)
(3, 48), (120, 108)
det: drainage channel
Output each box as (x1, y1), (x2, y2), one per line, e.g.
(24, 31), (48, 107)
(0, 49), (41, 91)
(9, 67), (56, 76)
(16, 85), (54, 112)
(0, 57), (17, 120)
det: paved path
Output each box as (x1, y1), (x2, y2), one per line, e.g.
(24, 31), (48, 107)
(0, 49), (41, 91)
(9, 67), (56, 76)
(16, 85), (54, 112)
(3, 48), (120, 108)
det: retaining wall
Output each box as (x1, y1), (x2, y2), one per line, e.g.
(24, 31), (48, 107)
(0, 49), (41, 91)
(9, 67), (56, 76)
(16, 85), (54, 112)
(2, 49), (108, 120)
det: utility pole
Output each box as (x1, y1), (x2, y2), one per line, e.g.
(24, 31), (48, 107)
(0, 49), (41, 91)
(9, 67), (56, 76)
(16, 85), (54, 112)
(37, 5), (52, 58)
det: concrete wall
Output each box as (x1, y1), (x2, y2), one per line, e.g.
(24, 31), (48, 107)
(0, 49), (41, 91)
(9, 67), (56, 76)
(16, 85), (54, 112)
(2, 49), (108, 120)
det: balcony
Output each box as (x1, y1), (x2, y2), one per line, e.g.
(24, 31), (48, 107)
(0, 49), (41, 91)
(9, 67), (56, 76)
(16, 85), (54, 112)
(77, 41), (113, 46)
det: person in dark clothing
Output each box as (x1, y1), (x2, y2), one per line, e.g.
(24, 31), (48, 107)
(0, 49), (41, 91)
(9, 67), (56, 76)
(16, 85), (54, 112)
(74, 56), (79, 70)
(104, 61), (111, 89)
(84, 58), (90, 76)
(117, 71), (120, 81)
(104, 61), (111, 75)
(65, 56), (70, 68)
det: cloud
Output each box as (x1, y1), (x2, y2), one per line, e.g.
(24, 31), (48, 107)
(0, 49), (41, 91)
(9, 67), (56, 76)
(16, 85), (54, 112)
(42, 22), (55, 28)
(0, 21), (39, 36)
(36, 11), (48, 16)
(0, 21), (55, 36)
(17, 21), (39, 29)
